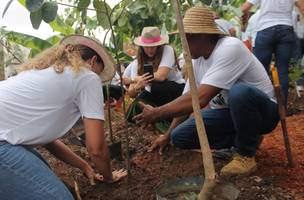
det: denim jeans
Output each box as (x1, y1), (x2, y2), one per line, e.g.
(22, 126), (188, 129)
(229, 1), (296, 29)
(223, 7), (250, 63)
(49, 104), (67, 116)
(254, 25), (295, 102)
(0, 141), (74, 200)
(171, 83), (280, 157)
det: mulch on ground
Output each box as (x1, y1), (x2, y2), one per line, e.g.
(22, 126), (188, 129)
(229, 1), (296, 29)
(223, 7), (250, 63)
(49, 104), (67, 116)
(38, 109), (304, 200)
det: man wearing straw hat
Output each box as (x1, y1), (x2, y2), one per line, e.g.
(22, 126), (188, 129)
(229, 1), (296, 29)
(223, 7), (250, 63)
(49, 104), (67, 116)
(135, 6), (280, 176)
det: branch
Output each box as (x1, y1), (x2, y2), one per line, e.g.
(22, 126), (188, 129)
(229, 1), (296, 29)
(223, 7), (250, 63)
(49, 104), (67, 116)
(0, 39), (22, 64)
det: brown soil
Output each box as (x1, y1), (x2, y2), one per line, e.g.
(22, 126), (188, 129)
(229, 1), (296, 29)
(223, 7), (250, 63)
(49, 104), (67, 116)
(39, 93), (304, 200)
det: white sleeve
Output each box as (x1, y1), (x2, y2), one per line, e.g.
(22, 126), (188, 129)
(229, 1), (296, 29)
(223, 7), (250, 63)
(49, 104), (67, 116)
(159, 45), (176, 69)
(248, 0), (260, 5)
(182, 79), (190, 94)
(227, 21), (234, 30)
(201, 43), (250, 90)
(76, 75), (104, 120)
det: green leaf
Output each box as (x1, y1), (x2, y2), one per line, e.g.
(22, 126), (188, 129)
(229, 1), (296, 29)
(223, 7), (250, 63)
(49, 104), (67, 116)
(18, 0), (26, 6)
(77, 0), (91, 11)
(45, 35), (61, 45)
(3, 30), (53, 52)
(49, 17), (75, 35)
(30, 9), (42, 29)
(118, 14), (128, 27)
(93, 0), (111, 29)
(29, 48), (41, 58)
(25, 0), (44, 12)
(41, 1), (58, 23)
(128, 1), (146, 14)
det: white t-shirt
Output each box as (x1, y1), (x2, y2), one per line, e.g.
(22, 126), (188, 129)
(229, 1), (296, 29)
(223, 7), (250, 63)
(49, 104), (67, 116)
(123, 45), (185, 84)
(248, 0), (297, 31)
(183, 37), (275, 109)
(0, 67), (104, 145)
(215, 19), (234, 35)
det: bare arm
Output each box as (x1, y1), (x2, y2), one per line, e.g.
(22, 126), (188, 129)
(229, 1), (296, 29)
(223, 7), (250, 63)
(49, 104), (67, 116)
(134, 84), (221, 123)
(241, 1), (254, 14)
(241, 1), (254, 27)
(149, 115), (189, 155)
(45, 139), (102, 185)
(157, 84), (220, 120)
(154, 67), (170, 81)
(83, 118), (113, 181)
(45, 139), (89, 170)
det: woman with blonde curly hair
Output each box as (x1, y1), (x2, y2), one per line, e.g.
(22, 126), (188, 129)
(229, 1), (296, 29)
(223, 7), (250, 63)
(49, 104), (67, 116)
(0, 35), (126, 200)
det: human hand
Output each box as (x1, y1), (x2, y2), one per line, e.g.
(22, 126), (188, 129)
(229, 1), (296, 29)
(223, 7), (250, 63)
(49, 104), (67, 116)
(103, 169), (128, 183)
(133, 102), (161, 124)
(83, 164), (104, 186)
(148, 134), (170, 155)
(135, 73), (154, 89)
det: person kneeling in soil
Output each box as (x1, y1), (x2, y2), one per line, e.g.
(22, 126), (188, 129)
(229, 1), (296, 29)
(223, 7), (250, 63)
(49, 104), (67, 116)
(123, 26), (185, 133)
(0, 35), (127, 200)
(134, 6), (280, 176)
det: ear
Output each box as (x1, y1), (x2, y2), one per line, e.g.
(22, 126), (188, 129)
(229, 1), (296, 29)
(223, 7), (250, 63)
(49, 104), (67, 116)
(92, 55), (97, 63)
(89, 55), (97, 66)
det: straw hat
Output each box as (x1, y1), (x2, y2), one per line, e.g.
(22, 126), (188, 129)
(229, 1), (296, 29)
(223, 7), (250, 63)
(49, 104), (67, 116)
(183, 6), (225, 35)
(61, 35), (115, 82)
(134, 27), (169, 47)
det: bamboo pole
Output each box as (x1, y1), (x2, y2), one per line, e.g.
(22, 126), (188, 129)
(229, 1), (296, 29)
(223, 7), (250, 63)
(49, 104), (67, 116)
(172, 1), (216, 200)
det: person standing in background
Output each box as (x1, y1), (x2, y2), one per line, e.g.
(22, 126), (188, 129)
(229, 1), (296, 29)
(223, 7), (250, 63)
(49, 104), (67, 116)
(242, 0), (304, 104)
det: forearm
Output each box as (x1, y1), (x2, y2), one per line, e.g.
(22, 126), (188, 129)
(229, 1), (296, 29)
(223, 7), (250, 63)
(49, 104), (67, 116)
(45, 140), (88, 170)
(88, 145), (112, 181)
(164, 115), (189, 138)
(157, 84), (221, 120)
(127, 84), (140, 98)
(153, 72), (166, 81)
(241, 2), (253, 13)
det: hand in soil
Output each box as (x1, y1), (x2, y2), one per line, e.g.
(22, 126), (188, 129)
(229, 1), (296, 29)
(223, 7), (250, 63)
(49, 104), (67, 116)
(133, 103), (160, 123)
(83, 164), (104, 185)
(149, 134), (170, 155)
(103, 169), (128, 183)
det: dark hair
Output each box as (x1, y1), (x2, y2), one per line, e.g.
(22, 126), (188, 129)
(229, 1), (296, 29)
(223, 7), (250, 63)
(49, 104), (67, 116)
(80, 46), (104, 66)
(137, 45), (181, 75)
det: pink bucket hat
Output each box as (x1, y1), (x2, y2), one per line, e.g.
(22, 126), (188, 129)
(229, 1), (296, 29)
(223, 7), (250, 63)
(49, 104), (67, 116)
(61, 35), (115, 83)
(134, 27), (169, 47)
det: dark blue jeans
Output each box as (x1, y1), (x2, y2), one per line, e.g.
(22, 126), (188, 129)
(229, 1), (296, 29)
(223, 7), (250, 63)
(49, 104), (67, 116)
(0, 141), (74, 200)
(254, 25), (295, 102)
(171, 83), (280, 157)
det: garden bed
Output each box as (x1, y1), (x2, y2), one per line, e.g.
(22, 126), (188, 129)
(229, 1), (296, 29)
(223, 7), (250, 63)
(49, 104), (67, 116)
(39, 95), (304, 200)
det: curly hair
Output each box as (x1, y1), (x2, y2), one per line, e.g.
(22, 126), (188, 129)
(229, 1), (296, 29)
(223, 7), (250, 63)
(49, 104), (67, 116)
(17, 43), (103, 75)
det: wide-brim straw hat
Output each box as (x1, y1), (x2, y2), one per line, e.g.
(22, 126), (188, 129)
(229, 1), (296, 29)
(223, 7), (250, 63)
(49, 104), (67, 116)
(183, 6), (226, 35)
(134, 26), (169, 47)
(61, 35), (115, 82)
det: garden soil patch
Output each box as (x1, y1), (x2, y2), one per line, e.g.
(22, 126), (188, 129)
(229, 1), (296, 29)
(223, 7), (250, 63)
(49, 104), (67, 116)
(39, 95), (304, 200)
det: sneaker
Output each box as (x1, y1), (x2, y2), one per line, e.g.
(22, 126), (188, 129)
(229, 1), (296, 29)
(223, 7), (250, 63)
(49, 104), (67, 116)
(220, 154), (257, 176)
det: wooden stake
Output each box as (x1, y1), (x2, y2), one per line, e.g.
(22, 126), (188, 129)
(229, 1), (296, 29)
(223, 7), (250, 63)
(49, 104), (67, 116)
(171, 1), (216, 200)
(270, 64), (294, 167)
